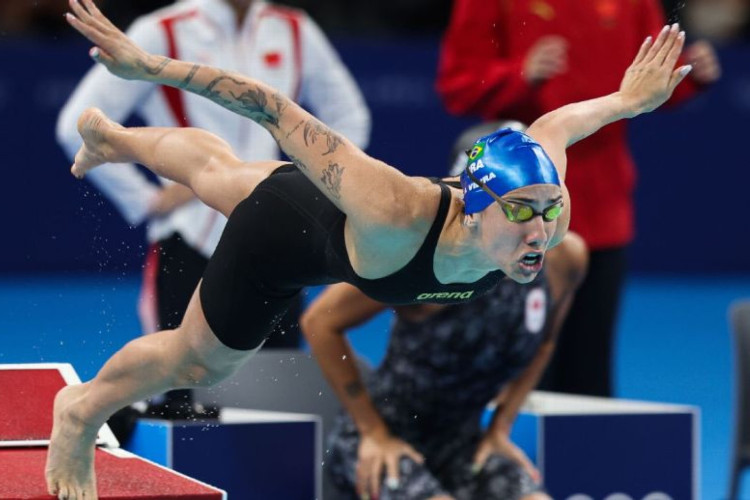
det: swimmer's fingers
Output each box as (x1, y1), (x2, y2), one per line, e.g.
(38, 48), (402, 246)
(644, 24), (671, 64)
(655, 24), (682, 66)
(66, 0), (154, 81)
(79, 0), (109, 26)
(79, 0), (128, 38)
(65, 8), (102, 46)
(384, 455), (401, 492)
(663, 30), (686, 70)
(68, 0), (95, 26)
(632, 35), (653, 66)
(669, 65), (693, 91)
(66, 0), (114, 45)
(383, 446), (424, 492)
(355, 457), (376, 500)
(368, 456), (385, 500)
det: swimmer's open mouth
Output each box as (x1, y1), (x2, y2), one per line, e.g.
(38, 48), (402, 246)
(520, 252), (543, 272)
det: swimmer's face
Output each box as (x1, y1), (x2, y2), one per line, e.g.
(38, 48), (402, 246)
(476, 184), (563, 283)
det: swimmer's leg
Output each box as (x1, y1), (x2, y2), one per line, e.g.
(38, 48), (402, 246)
(72, 108), (284, 217)
(46, 281), (257, 500)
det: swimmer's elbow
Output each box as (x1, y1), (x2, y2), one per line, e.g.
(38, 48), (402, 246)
(299, 309), (342, 342)
(527, 113), (569, 150)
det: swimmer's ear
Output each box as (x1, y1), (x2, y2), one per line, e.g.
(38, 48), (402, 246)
(463, 214), (477, 228)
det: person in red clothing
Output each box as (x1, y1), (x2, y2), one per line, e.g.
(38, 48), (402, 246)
(437, 0), (720, 397)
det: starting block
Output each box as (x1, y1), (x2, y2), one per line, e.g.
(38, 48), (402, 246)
(0, 363), (226, 499)
(512, 391), (699, 500)
(127, 408), (322, 500)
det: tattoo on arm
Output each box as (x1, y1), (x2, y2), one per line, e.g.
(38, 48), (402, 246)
(272, 91), (289, 117)
(178, 64), (201, 89)
(230, 87), (279, 126)
(196, 74), (282, 127)
(198, 74), (244, 108)
(320, 161), (345, 199)
(286, 119), (305, 139)
(138, 57), (171, 76)
(344, 380), (365, 399)
(287, 154), (308, 171)
(303, 121), (344, 155)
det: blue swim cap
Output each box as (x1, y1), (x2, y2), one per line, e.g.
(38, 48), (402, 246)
(459, 129), (561, 214)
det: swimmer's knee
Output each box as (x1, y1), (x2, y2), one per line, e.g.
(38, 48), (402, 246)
(172, 327), (253, 389)
(174, 351), (240, 388)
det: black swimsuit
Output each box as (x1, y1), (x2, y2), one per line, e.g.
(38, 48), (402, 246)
(200, 165), (505, 349)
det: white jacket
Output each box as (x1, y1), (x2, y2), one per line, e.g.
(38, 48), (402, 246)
(57, 0), (371, 257)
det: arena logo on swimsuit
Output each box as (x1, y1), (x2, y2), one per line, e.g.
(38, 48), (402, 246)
(416, 291), (474, 300)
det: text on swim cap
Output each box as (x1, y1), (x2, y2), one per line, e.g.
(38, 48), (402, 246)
(467, 159), (484, 173)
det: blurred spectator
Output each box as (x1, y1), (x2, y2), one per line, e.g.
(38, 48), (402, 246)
(56, 0), (370, 420)
(684, 0), (750, 43)
(436, 0), (720, 397)
(302, 233), (587, 500)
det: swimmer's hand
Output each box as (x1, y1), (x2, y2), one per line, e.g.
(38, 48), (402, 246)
(65, 0), (160, 81)
(618, 23), (693, 117)
(472, 431), (540, 484)
(357, 429), (425, 499)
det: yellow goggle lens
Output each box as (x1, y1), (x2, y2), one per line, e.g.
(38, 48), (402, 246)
(543, 204), (562, 221)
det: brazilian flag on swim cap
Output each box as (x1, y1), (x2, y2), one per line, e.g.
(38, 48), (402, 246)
(468, 143), (484, 161)
(459, 129), (560, 214)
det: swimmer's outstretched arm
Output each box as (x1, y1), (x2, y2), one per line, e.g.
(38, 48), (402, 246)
(527, 24), (692, 181)
(64, 0), (428, 231)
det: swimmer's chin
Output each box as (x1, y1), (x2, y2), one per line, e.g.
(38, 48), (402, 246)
(506, 265), (542, 284)
(508, 273), (538, 284)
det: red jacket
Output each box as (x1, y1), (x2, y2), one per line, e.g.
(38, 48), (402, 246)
(437, 0), (698, 249)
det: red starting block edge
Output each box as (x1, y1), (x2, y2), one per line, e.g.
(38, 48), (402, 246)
(0, 363), (227, 499)
(0, 363), (119, 448)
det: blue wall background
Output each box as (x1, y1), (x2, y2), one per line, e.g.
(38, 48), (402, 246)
(1, 37), (749, 275)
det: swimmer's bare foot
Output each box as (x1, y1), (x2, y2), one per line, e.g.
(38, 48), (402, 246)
(71, 108), (126, 179)
(45, 383), (100, 500)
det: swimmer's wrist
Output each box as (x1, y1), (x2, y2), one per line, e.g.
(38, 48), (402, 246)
(606, 92), (634, 119)
(613, 91), (645, 119)
(358, 421), (390, 439)
(137, 55), (168, 82)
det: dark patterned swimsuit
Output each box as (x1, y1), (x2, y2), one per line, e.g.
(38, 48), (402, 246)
(327, 273), (552, 499)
